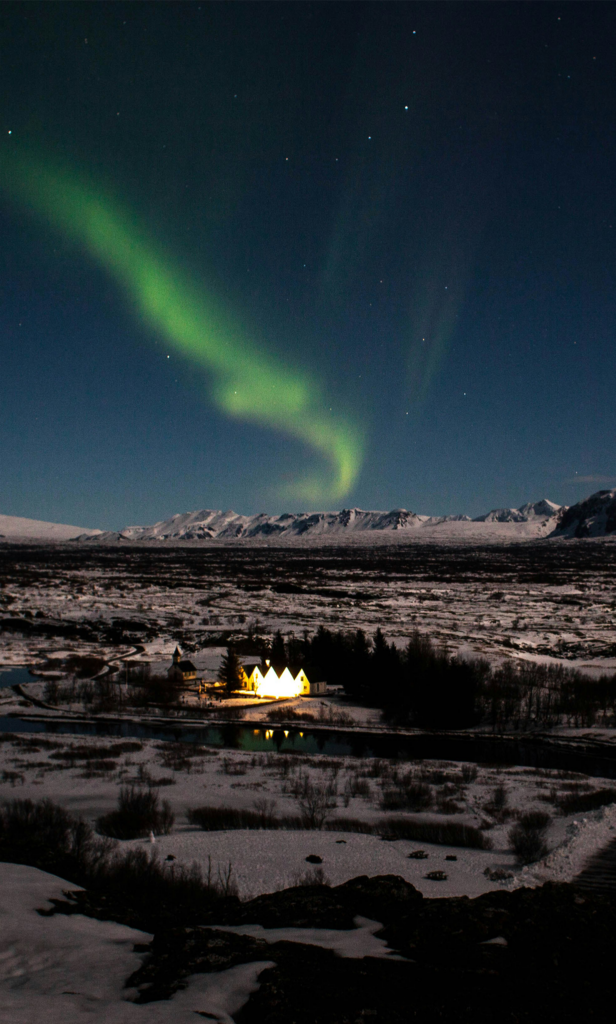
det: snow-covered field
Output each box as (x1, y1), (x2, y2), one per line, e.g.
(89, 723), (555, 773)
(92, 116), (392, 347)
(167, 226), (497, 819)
(1, 732), (614, 900)
(1, 543), (616, 674)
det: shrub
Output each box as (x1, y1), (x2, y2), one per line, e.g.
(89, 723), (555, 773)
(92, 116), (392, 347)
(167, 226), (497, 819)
(1, 771), (25, 787)
(266, 707), (315, 723)
(44, 680), (60, 704)
(0, 797), (112, 878)
(187, 805), (377, 835)
(219, 705), (246, 720)
(1, 797), (83, 856)
(508, 814), (551, 865)
(49, 742), (141, 761)
(491, 784), (508, 810)
(381, 781), (433, 812)
(484, 784), (510, 819)
(292, 865), (331, 887)
(220, 758), (248, 776)
(345, 777), (371, 799)
(96, 787), (174, 839)
(326, 817), (375, 834)
(537, 788), (559, 804)
(137, 766), (176, 787)
(518, 811), (551, 831)
(509, 826), (548, 865)
(296, 780), (337, 829)
(252, 798), (278, 827)
(376, 818), (493, 849)
(556, 788), (616, 815)
(158, 743), (195, 772)
(187, 805), (303, 831)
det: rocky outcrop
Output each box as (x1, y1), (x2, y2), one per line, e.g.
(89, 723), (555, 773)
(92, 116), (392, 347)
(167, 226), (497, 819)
(553, 489), (616, 538)
(47, 874), (616, 1023)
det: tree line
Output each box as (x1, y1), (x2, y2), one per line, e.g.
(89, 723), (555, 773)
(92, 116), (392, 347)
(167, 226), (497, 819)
(269, 625), (616, 731)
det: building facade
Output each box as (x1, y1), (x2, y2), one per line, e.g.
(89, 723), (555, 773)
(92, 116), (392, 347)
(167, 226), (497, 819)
(240, 661), (326, 699)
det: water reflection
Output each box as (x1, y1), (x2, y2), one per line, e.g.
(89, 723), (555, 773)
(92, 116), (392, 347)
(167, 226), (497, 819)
(0, 715), (615, 779)
(0, 667), (37, 689)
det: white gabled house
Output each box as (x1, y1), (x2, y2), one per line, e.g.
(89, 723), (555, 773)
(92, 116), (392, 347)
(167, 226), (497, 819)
(240, 660), (326, 699)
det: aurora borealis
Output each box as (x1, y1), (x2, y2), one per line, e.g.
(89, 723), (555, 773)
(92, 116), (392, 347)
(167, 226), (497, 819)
(2, 151), (363, 504)
(1, 2), (616, 527)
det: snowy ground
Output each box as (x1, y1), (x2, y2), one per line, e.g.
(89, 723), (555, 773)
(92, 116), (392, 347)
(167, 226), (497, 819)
(125, 828), (522, 900)
(1, 732), (615, 900)
(0, 862), (274, 1024)
(2, 543), (616, 674)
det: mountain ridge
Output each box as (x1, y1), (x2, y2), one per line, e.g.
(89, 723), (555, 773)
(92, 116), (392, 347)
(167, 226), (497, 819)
(83, 498), (565, 543)
(4, 491), (616, 543)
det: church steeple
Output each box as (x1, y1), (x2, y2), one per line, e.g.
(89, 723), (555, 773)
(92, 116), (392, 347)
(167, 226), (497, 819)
(172, 647), (181, 665)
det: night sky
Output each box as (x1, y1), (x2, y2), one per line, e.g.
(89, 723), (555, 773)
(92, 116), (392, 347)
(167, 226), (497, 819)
(1, 2), (615, 529)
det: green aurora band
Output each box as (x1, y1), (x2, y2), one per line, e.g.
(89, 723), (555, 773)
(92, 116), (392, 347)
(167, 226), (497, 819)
(2, 151), (364, 504)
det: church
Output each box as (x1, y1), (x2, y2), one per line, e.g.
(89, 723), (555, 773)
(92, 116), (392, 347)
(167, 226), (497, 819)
(167, 647), (198, 687)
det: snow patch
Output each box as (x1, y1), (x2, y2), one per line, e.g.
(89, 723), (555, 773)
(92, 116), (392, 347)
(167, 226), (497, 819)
(0, 863), (273, 1024)
(205, 915), (407, 960)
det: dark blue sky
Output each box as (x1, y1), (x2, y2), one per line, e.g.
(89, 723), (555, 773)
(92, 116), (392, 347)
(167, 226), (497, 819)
(1, 2), (615, 529)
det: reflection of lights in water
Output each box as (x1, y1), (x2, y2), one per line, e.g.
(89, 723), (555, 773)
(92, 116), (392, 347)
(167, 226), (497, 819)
(284, 730), (289, 738)
(299, 732), (304, 738)
(265, 729), (274, 740)
(253, 729), (260, 735)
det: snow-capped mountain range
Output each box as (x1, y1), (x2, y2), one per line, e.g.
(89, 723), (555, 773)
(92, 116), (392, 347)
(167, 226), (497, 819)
(102, 499), (562, 542)
(2, 490), (616, 543)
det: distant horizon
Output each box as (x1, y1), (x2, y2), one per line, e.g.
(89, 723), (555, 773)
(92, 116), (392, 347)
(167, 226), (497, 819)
(5, 487), (616, 535)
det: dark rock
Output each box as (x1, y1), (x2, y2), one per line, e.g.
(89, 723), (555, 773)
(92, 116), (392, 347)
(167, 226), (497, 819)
(234, 884), (355, 929)
(332, 874), (423, 925)
(36, 873), (616, 1023)
(125, 928), (272, 1003)
(305, 855), (323, 864)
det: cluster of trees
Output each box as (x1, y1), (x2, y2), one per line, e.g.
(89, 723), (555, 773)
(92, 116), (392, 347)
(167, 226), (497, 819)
(480, 660), (616, 731)
(44, 624), (616, 730)
(269, 626), (616, 731)
(265, 626), (483, 728)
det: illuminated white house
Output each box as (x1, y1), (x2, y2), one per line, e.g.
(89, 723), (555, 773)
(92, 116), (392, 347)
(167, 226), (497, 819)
(240, 661), (325, 699)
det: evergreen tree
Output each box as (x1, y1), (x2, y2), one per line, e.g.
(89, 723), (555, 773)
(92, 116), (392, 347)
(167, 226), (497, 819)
(346, 629), (371, 698)
(365, 628), (396, 706)
(270, 630), (287, 670)
(218, 647), (244, 696)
